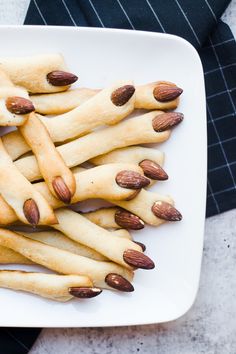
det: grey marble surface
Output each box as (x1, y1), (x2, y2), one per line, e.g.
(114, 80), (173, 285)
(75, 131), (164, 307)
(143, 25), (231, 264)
(0, 0), (235, 353)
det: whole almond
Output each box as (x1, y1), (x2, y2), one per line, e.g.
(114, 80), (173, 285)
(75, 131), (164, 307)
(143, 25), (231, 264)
(123, 249), (155, 269)
(139, 160), (168, 180)
(116, 170), (150, 189)
(152, 112), (184, 132)
(47, 71), (78, 86)
(6, 96), (35, 115)
(115, 209), (144, 230)
(68, 287), (102, 298)
(152, 201), (182, 221)
(153, 85), (183, 102)
(52, 177), (71, 204)
(23, 199), (40, 226)
(105, 273), (134, 292)
(111, 85), (135, 106)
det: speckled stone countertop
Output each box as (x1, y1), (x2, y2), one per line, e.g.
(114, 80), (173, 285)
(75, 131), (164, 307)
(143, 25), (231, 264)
(0, 1), (235, 353)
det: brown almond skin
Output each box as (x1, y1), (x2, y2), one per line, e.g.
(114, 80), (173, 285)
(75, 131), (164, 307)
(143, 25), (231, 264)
(111, 85), (135, 106)
(116, 170), (150, 189)
(105, 273), (134, 292)
(23, 199), (40, 226)
(133, 241), (146, 252)
(123, 249), (155, 269)
(6, 96), (35, 115)
(47, 71), (78, 86)
(139, 160), (168, 180)
(52, 177), (71, 204)
(152, 112), (184, 132)
(115, 209), (145, 230)
(68, 287), (102, 298)
(153, 85), (183, 102)
(152, 201), (182, 221)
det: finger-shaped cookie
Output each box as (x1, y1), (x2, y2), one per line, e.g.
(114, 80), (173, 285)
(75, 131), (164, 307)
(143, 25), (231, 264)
(2, 228), (131, 264)
(53, 209), (154, 270)
(110, 189), (182, 226)
(0, 245), (32, 264)
(31, 88), (98, 114)
(0, 87), (34, 126)
(13, 111), (182, 179)
(83, 207), (145, 230)
(0, 270), (101, 301)
(39, 81), (135, 143)
(0, 229), (134, 291)
(31, 81), (182, 115)
(2, 110), (182, 161)
(0, 139), (57, 226)
(16, 162), (149, 200)
(0, 54), (78, 93)
(19, 114), (76, 203)
(0, 164), (149, 225)
(91, 146), (168, 180)
(20, 230), (107, 262)
(135, 81), (183, 110)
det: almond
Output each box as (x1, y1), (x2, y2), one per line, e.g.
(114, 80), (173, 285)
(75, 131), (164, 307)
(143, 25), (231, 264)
(105, 273), (134, 292)
(153, 85), (183, 102)
(115, 209), (144, 230)
(68, 287), (102, 298)
(133, 241), (146, 252)
(139, 160), (168, 180)
(116, 170), (150, 189)
(52, 177), (71, 204)
(47, 71), (78, 86)
(23, 199), (40, 226)
(123, 249), (155, 269)
(111, 85), (135, 106)
(152, 201), (182, 221)
(152, 112), (184, 132)
(6, 96), (35, 115)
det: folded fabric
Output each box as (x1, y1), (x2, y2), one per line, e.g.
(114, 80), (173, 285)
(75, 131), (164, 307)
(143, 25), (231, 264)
(1, 1), (235, 353)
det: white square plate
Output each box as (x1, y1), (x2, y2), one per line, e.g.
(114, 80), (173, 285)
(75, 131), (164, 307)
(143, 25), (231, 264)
(0, 26), (206, 327)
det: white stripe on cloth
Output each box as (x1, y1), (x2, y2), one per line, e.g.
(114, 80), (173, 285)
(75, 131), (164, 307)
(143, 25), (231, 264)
(207, 103), (236, 188)
(204, 0), (217, 22)
(209, 37), (236, 113)
(145, 0), (166, 32)
(33, 0), (47, 24)
(174, 0), (201, 45)
(88, 0), (105, 27)
(207, 180), (220, 212)
(61, 0), (77, 26)
(116, 0), (135, 29)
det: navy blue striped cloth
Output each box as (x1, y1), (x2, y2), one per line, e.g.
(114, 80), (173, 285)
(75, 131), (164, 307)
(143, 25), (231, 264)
(2, 1), (236, 353)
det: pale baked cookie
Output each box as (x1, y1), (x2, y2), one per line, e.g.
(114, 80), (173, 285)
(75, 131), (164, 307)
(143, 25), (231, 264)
(110, 189), (182, 226)
(31, 88), (98, 114)
(39, 80), (135, 143)
(52, 209), (153, 270)
(0, 54), (78, 93)
(31, 81), (182, 115)
(91, 146), (168, 181)
(0, 270), (101, 301)
(0, 163), (150, 225)
(13, 111), (182, 178)
(0, 139), (57, 226)
(0, 229), (135, 291)
(0, 69), (34, 126)
(83, 207), (145, 230)
(19, 114), (76, 203)
(135, 81), (182, 110)
(1, 108), (182, 162)
(0, 245), (32, 264)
